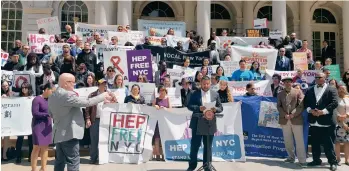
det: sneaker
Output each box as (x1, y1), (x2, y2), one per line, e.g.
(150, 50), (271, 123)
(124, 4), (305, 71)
(284, 158), (295, 163)
(298, 163), (307, 168)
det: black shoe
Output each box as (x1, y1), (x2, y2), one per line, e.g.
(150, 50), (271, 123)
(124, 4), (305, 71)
(186, 169), (194, 171)
(307, 161), (322, 166)
(15, 158), (21, 164)
(89, 160), (98, 164)
(330, 164), (337, 171)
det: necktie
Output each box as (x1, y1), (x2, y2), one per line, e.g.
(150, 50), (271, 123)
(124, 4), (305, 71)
(202, 92), (207, 104)
(317, 84), (323, 88)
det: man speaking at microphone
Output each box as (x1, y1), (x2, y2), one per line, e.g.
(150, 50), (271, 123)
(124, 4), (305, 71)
(186, 76), (223, 171)
(48, 73), (115, 171)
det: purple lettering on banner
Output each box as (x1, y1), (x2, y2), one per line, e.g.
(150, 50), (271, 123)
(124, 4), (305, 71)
(126, 49), (153, 82)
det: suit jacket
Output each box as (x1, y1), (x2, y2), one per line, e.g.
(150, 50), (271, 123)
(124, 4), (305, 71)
(187, 89), (223, 135)
(275, 56), (291, 71)
(321, 46), (335, 60)
(181, 88), (192, 107)
(304, 85), (338, 126)
(277, 88), (304, 125)
(48, 87), (105, 143)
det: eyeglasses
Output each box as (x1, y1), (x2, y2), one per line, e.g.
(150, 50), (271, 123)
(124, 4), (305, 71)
(315, 77), (323, 79)
(346, 73), (349, 75)
(97, 41), (102, 43)
(118, 29), (123, 31)
(93, 35), (98, 37)
(111, 39), (116, 41)
(108, 70), (114, 72)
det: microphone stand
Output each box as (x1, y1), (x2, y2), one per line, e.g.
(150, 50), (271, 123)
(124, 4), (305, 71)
(193, 112), (223, 171)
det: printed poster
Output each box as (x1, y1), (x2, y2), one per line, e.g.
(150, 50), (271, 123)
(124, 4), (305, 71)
(138, 19), (186, 37)
(36, 16), (61, 35)
(324, 64), (341, 81)
(1, 52), (9, 67)
(293, 52), (308, 70)
(126, 49), (153, 82)
(258, 101), (281, 129)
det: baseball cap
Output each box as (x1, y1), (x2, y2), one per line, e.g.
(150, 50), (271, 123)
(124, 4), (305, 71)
(98, 78), (107, 84)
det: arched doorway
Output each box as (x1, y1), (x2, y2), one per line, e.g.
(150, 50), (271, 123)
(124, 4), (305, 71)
(140, 1), (176, 21)
(311, 8), (338, 62)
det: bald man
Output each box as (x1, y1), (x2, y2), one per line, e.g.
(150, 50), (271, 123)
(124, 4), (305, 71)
(48, 73), (113, 171)
(61, 25), (73, 40)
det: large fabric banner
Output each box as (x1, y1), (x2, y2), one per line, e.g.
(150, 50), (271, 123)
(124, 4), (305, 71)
(28, 34), (55, 53)
(158, 103), (246, 162)
(75, 23), (118, 42)
(138, 19), (186, 37)
(126, 50), (153, 82)
(235, 96), (308, 158)
(228, 80), (272, 97)
(1, 97), (33, 136)
(217, 37), (269, 49)
(265, 70), (317, 84)
(36, 16), (61, 35)
(135, 45), (210, 68)
(231, 46), (277, 74)
(99, 104), (158, 164)
(107, 31), (145, 46)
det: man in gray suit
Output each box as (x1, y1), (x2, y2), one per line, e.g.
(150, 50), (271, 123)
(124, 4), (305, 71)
(48, 73), (114, 171)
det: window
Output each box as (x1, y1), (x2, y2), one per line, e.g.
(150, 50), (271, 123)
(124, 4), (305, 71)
(1, 0), (22, 52)
(211, 4), (231, 20)
(61, 0), (88, 33)
(257, 6), (272, 21)
(141, 1), (175, 18)
(313, 8), (336, 24)
(312, 31), (321, 60)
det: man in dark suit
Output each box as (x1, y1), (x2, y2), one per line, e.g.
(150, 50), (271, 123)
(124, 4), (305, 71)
(304, 72), (339, 171)
(186, 76), (223, 171)
(321, 40), (336, 64)
(275, 48), (291, 71)
(180, 78), (192, 107)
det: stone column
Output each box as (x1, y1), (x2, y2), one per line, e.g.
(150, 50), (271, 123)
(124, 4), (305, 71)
(197, 0), (211, 47)
(243, 1), (254, 30)
(95, 1), (114, 25)
(117, 1), (132, 26)
(343, 1), (349, 70)
(272, 0), (287, 37)
(299, 1), (312, 46)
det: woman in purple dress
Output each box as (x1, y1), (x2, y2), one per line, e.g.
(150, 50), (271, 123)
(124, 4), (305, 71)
(152, 85), (171, 161)
(30, 83), (55, 171)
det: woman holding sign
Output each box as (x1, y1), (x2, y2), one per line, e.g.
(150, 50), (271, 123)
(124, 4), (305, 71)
(124, 84), (145, 104)
(152, 85), (171, 161)
(15, 82), (34, 163)
(30, 83), (55, 171)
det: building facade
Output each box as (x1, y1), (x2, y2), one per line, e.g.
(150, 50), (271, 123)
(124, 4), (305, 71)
(1, 0), (349, 70)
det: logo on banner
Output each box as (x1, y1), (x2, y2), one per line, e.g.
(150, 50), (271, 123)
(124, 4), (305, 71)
(108, 112), (148, 154)
(14, 75), (29, 88)
(110, 56), (124, 74)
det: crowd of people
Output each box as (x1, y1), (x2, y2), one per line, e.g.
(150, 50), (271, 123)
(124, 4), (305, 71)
(1, 24), (349, 171)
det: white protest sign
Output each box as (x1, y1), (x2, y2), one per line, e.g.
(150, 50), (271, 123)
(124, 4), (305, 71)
(1, 70), (14, 88)
(28, 34), (55, 53)
(154, 87), (182, 107)
(75, 22), (119, 43)
(217, 37), (269, 49)
(194, 65), (219, 76)
(13, 71), (36, 95)
(45, 43), (68, 56)
(228, 80), (271, 96)
(148, 36), (163, 46)
(138, 19), (186, 37)
(254, 18), (268, 29)
(1, 97), (34, 136)
(74, 87), (97, 99)
(269, 31), (283, 39)
(126, 82), (156, 104)
(107, 31), (145, 46)
(36, 16), (61, 35)
(166, 35), (190, 51)
(96, 45), (134, 64)
(220, 61), (240, 76)
(231, 46), (277, 74)
(102, 47), (130, 84)
(1, 52), (9, 67)
(110, 88), (127, 103)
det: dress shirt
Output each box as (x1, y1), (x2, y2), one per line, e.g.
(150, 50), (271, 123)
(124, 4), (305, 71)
(306, 83), (330, 127)
(201, 89), (211, 104)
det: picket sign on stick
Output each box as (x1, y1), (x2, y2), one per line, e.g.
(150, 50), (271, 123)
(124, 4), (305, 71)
(36, 16), (61, 35)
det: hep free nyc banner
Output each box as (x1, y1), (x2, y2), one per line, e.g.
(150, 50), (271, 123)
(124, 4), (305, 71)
(158, 103), (246, 162)
(1, 98), (34, 136)
(99, 104), (158, 164)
